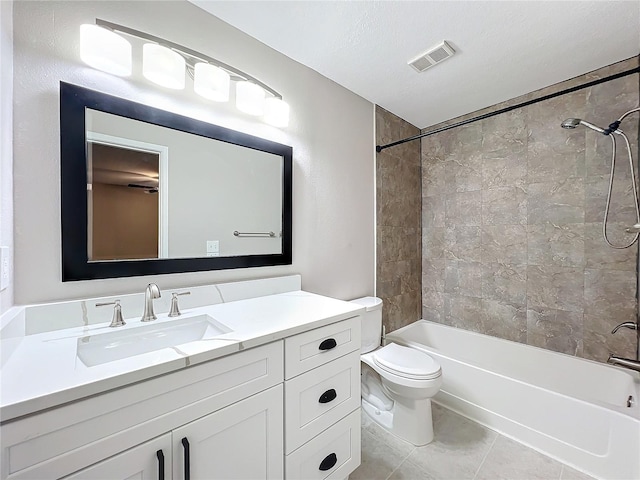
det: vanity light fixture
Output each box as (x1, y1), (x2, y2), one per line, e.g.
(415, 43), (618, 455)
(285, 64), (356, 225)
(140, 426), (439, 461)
(193, 62), (230, 102)
(79, 19), (290, 127)
(236, 81), (266, 116)
(142, 43), (186, 90)
(79, 24), (132, 76)
(264, 97), (291, 128)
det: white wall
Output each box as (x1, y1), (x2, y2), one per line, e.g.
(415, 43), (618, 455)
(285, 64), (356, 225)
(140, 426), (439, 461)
(0, 0), (14, 314)
(12, 1), (375, 306)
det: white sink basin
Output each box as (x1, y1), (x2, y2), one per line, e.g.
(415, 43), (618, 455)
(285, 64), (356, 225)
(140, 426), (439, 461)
(77, 314), (233, 367)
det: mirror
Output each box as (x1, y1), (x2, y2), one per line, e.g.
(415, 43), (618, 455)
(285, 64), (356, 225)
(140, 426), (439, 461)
(60, 82), (292, 281)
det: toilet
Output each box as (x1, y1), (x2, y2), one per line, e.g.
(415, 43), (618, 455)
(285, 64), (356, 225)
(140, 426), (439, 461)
(350, 297), (442, 446)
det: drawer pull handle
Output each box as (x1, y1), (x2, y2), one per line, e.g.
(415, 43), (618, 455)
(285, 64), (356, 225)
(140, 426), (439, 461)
(319, 452), (338, 471)
(156, 449), (165, 480)
(181, 437), (191, 480)
(319, 388), (337, 403)
(319, 338), (337, 351)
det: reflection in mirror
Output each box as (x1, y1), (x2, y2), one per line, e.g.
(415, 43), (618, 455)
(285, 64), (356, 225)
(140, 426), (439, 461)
(85, 109), (284, 261)
(60, 82), (292, 281)
(88, 140), (160, 260)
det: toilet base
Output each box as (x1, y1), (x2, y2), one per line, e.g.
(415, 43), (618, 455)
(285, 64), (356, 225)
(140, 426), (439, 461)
(362, 396), (434, 446)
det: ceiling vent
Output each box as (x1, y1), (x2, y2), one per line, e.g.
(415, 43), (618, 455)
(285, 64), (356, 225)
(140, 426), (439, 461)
(408, 41), (455, 73)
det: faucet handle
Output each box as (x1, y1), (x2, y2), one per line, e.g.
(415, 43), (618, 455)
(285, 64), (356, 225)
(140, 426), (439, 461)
(169, 291), (191, 318)
(611, 321), (638, 334)
(96, 300), (126, 328)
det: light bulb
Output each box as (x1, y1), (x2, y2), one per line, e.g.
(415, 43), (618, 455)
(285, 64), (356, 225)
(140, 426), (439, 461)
(236, 81), (265, 116)
(264, 97), (290, 127)
(194, 63), (230, 102)
(142, 43), (185, 90)
(80, 24), (132, 76)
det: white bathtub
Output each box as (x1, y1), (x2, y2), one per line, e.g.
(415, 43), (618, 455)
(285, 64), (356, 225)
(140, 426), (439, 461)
(385, 320), (640, 480)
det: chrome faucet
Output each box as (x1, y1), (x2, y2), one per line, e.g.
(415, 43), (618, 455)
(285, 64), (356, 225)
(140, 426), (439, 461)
(608, 355), (640, 373)
(141, 283), (161, 322)
(607, 320), (640, 373)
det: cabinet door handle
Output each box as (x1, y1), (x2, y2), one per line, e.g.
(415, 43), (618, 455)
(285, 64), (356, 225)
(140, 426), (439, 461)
(319, 452), (338, 471)
(156, 449), (165, 480)
(318, 388), (337, 403)
(181, 437), (191, 480)
(319, 338), (337, 351)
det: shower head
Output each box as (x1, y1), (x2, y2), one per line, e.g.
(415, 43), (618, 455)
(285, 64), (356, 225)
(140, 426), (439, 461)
(561, 118), (607, 134)
(561, 118), (581, 129)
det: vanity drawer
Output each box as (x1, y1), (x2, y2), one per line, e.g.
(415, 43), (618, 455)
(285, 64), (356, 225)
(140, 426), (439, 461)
(285, 316), (361, 379)
(285, 408), (361, 480)
(284, 352), (360, 454)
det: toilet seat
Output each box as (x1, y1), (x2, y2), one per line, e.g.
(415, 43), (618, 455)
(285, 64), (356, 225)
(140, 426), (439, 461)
(373, 343), (441, 380)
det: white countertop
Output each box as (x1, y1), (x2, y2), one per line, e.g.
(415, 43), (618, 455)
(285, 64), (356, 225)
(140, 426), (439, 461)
(0, 290), (364, 423)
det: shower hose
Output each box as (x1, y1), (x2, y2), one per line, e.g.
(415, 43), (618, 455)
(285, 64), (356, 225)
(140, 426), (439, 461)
(603, 107), (640, 249)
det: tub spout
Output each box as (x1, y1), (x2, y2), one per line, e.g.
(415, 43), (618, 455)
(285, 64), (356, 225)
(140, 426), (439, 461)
(608, 354), (640, 373)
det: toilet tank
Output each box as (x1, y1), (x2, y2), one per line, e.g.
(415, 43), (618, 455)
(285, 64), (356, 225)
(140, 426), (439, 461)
(350, 297), (383, 354)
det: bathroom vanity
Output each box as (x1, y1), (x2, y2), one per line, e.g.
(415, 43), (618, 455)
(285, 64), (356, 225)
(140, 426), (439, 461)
(0, 276), (363, 480)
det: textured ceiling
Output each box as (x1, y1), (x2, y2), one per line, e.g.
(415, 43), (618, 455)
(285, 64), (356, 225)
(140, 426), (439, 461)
(191, 1), (640, 129)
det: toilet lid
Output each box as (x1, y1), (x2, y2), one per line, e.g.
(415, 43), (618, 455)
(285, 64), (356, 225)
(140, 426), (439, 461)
(373, 343), (441, 380)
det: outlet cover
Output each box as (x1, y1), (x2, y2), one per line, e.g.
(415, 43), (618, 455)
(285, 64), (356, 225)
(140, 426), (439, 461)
(0, 246), (9, 291)
(206, 240), (219, 253)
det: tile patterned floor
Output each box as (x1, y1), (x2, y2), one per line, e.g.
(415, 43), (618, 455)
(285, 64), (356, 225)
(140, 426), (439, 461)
(350, 404), (596, 480)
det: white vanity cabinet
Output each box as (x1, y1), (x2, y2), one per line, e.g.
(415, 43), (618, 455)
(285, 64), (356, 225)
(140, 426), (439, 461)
(63, 434), (173, 480)
(171, 385), (283, 480)
(283, 316), (362, 479)
(2, 342), (284, 480)
(0, 286), (365, 480)
(63, 386), (283, 480)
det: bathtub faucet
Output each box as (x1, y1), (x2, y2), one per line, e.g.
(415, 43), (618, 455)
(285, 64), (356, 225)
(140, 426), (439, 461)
(610, 321), (639, 362)
(607, 355), (640, 373)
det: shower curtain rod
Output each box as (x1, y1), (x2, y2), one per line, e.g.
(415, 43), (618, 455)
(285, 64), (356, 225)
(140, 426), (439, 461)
(376, 66), (640, 153)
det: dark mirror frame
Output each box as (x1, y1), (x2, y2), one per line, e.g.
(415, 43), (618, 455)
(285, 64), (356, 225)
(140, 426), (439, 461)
(60, 82), (293, 281)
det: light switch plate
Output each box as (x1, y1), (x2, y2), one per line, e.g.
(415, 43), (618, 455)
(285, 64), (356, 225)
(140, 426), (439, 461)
(0, 246), (9, 291)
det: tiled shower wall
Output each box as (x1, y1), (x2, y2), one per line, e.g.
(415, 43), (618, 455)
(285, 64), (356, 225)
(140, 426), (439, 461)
(376, 107), (421, 333)
(421, 57), (640, 363)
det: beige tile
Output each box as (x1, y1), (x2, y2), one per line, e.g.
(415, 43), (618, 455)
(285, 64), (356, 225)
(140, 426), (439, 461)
(349, 429), (411, 480)
(482, 186), (527, 225)
(526, 307), (583, 356)
(583, 268), (636, 318)
(444, 294), (484, 332)
(446, 191), (482, 226)
(481, 263), (527, 306)
(422, 289), (444, 323)
(481, 299), (527, 343)
(482, 150), (527, 189)
(526, 265), (584, 313)
(388, 459), (436, 480)
(527, 224), (585, 268)
(361, 411), (416, 459)
(583, 314), (637, 362)
(527, 179), (585, 225)
(560, 465), (597, 480)
(422, 195), (446, 229)
(584, 175), (637, 224)
(481, 225), (527, 264)
(475, 435), (563, 480)
(405, 405), (497, 480)
(584, 222), (637, 270)
(447, 226), (482, 262)
(449, 151), (483, 193)
(445, 260), (483, 298)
